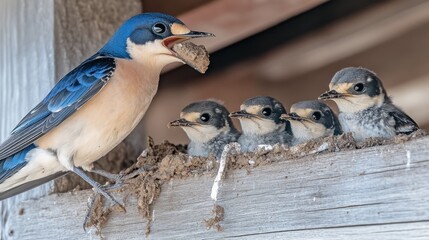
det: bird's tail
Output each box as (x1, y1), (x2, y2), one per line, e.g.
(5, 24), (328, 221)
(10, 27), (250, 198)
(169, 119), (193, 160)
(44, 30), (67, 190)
(0, 145), (67, 200)
(0, 144), (35, 184)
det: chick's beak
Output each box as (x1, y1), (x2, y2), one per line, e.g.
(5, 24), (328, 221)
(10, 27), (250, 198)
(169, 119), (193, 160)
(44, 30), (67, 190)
(168, 119), (195, 128)
(280, 113), (302, 121)
(319, 90), (344, 100)
(229, 110), (254, 118)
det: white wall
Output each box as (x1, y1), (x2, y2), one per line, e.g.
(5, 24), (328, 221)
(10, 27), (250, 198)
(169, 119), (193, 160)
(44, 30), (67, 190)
(0, 0), (142, 238)
(0, 0), (55, 239)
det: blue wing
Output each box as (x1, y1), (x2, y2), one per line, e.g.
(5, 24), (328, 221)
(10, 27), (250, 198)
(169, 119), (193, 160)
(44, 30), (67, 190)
(0, 55), (116, 160)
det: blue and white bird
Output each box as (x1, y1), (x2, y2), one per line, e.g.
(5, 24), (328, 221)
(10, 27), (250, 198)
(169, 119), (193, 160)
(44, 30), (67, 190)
(0, 13), (213, 201)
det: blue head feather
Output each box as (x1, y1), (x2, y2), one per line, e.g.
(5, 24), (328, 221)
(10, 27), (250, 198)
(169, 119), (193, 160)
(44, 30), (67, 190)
(98, 13), (185, 59)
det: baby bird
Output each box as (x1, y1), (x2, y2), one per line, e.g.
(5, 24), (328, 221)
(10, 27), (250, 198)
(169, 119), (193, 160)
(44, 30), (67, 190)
(319, 67), (419, 142)
(230, 96), (292, 152)
(281, 100), (342, 145)
(169, 100), (240, 159)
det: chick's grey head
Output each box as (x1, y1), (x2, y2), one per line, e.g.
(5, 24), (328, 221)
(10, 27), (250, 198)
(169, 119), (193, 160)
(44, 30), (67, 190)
(282, 100), (342, 142)
(230, 96), (287, 136)
(169, 100), (237, 143)
(319, 67), (390, 113)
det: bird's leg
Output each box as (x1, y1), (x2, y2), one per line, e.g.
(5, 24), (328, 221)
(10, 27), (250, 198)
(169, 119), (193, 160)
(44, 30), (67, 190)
(83, 192), (99, 232)
(89, 167), (124, 186)
(71, 166), (125, 209)
(89, 166), (149, 190)
(82, 166), (152, 232)
(121, 166), (149, 179)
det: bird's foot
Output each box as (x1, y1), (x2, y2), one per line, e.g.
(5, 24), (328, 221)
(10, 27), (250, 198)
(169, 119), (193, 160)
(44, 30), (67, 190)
(72, 167), (125, 210)
(93, 166), (150, 190)
(82, 185), (125, 233)
(83, 193), (100, 232)
(82, 167), (150, 232)
(89, 168), (126, 187)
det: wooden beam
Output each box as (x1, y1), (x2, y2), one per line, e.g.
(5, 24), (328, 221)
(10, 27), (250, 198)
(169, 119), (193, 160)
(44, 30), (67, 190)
(0, 2), (57, 238)
(258, 0), (429, 81)
(0, 1), (142, 239)
(7, 136), (429, 239)
(179, 0), (327, 53)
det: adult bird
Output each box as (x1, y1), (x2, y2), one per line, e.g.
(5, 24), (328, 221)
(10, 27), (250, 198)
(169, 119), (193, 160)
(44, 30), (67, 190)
(319, 67), (418, 142)
(0, 13), (213, 202)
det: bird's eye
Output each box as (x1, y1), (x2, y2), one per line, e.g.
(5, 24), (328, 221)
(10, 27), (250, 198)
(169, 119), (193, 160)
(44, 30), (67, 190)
(354, 83), (365, 92)
(262, 108), (272, 116)
(200, 113), (210, 122)
(152, 23), (167, 34)
(312, 111), (322, 121)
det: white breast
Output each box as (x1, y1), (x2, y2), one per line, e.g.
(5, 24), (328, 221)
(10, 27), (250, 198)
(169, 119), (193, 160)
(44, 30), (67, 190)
(339, 112), (395, 142)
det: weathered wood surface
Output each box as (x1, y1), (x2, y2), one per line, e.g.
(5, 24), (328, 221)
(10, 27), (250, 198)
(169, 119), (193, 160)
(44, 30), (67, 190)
(7, 136), (429, 239)
(0, 1), (57, 238)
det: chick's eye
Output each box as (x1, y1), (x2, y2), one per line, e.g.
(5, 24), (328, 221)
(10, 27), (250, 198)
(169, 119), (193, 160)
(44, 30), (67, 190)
(312, 111), (322, 121)
(262, 108), (272, 116)
(152, 23), (167, 34)
(354, 83), (364, 92)
(200, 113), (210, 122)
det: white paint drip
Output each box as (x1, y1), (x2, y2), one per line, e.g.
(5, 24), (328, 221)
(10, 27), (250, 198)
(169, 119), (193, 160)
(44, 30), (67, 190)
(406, 150), (411, 170)
(211, 143), (240, 201)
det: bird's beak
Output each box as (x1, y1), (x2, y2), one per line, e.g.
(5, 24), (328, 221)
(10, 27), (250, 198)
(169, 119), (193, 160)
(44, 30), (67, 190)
(162, 29), (214, 49)
(280, 113), (303, 121)
(319, 90), (346, 100)
(168, 119), (195, 127)
(179, 30), (215, 39)
(229, 110), (255, 119)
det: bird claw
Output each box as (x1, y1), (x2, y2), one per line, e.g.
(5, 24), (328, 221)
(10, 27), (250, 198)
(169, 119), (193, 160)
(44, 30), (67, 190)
(82, 185), (126, 233)
(100, 187), (125, 210)
(82, 166), (150, 232)
(83, 193), (99, 232)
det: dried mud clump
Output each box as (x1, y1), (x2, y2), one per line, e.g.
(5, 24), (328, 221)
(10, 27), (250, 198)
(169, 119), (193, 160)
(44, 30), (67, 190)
(357, 129), (427, 148)
(173, 42), (210, 73)
(227, 133), (357, 171)
(111, 137), (217, 235)
(83, 195), (112, 235)
(204, 204), (225, 232)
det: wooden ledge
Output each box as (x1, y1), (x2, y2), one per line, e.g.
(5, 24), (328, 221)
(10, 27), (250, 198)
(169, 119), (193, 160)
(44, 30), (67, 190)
(7, 136), (429, 239)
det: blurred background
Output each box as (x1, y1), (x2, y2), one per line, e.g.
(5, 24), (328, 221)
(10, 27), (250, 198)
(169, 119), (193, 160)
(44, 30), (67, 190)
(1, 0), (429, 148)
